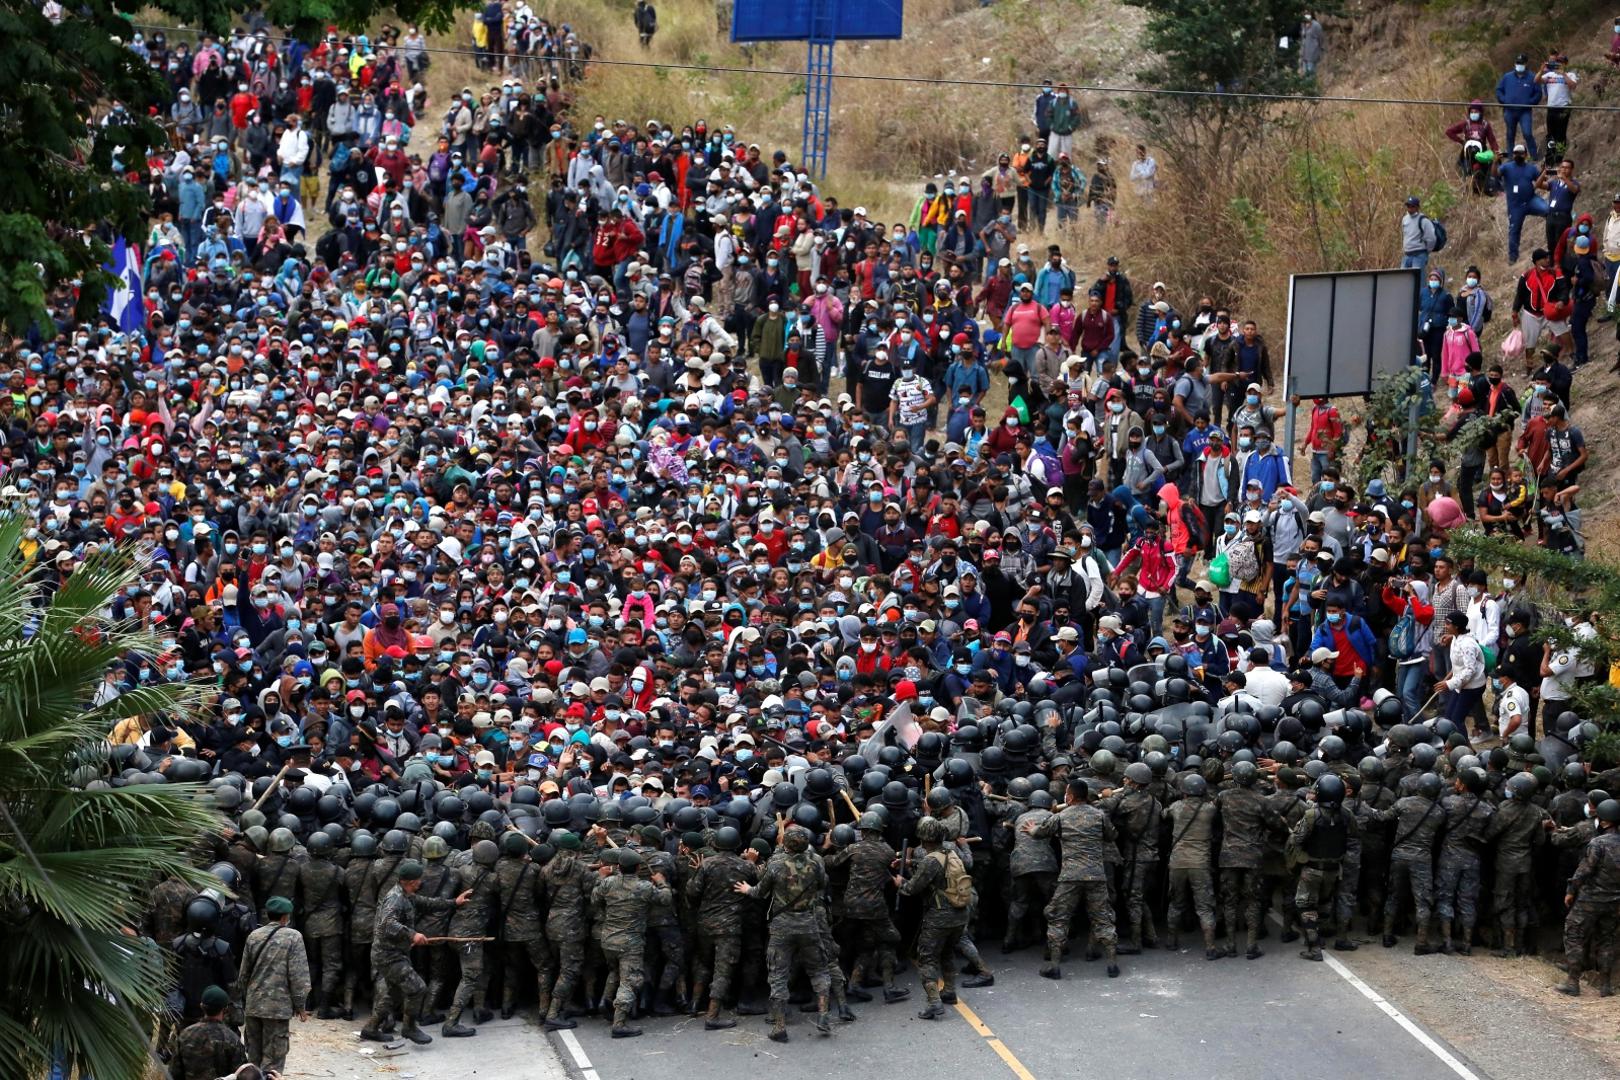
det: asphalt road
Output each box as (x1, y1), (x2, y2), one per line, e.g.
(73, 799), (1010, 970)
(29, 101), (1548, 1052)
(548, 944), (1488, 1080)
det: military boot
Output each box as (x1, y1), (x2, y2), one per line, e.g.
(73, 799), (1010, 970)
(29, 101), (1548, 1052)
(882, 981), (910, 1003)
(845, 973), (873, 1002)
(315, 990), (341, 1020)
(767, 999), (789, 1043)
(1437, 920), (1453, 955)
(1333, 934), (1359, 952)
(1039, 947), (1062, 980)
(359, 1011), (391, 1042)
(1454, 923), (1474, 956)
(342, 986), (357, 1021)
(651, 986), (677, 1017)
(1203, 927), (1220, 961)
(1381, 913), (1398, 949)
(544, 1008), (577, 1031)
(813, 994), (831, 1035)
(400, 1011), (433, 1045)
(1105, 943), (1120, 979)
(1494, 929), (1517, 958)
(1298, 926), (1323, 962)
(961, 970), (994, 988)
(1116, 936), (1143, 956)
(441, 1009), (476, 1038)
(916, 998), (946, 1020)
(1141, 918), (1159, 949)
(702, 999), (735, 1030)
(1413, 920), (1434, 956)
(611, 1004), (642, 1038)
(688, 982), (707, 1017)
(1556, 973), (1582, 997)
(500, 992), (517, 1021)
(536, 988), (552, 1021)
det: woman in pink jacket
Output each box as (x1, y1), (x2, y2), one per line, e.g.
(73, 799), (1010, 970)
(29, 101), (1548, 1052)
(1439, 314), (1479, 382)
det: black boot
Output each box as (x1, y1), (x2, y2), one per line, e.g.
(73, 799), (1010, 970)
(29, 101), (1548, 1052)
(882, 984), (911, 1003)
(401, 1013), (433, 1045)
(440, 1009), (476, 1038)
(651, 986), (677, 1017)
(611, 1005), (643, 1038)
(961, 972), (994, 988)
(704, 1002), (736, 1030)
(767, 1000), (789, 1043)
(845, 985), (873, 1002)
(916, 1000), (945, 1020)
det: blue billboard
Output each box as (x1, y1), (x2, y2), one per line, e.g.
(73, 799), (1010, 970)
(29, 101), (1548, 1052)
(730, 0), (904, 42)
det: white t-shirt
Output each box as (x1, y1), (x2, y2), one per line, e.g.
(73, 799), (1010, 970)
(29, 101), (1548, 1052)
(895, 378), (930, 425)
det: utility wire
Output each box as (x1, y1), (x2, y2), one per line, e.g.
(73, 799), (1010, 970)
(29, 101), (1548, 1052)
(128, 21), (1620, 113)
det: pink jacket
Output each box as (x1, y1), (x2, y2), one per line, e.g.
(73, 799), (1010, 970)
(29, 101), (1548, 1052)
(1440, 324), (1479, 380)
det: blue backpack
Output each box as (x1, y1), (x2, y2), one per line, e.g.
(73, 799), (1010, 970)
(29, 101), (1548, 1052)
(1388, 610), (1419, 660)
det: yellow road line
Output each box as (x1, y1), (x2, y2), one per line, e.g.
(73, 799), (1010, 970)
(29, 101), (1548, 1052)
(987, 1039), (1039, 1080)
(953, 1001), (1037, 1080)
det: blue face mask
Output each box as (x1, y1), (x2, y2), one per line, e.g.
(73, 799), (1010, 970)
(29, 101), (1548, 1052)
(472, 673), (490, 687)
(1327, 612), (1344, 625)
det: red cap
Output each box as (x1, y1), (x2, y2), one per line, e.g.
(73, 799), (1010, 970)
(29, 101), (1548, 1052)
(894, 679), (917, 702)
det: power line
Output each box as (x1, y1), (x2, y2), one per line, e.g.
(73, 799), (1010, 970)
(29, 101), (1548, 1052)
(129, 21), (1620, 113)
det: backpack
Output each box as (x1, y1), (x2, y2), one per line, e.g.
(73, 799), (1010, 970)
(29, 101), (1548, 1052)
(1226, 536), (1260, 583)
(930, 848), (973, 909)
(1388, 610), (1419, 661)
(1423, 215), (1448, 253)
(1030, 440), (1063, 492)
(1179, 502), (1209, 552)
(1479, 290), (1494, 324)
(330, 142), (351, 172)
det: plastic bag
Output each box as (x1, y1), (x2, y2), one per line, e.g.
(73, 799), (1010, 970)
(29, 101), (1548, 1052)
(1208, 551), (1232, 588)
(1500, 326), (1524, 361)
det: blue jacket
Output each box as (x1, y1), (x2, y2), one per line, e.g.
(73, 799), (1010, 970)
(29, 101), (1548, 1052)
(1310, 613), (1378, 668)
(1499, 160), (1541, 207)
(177, 177), (208, 222)
(1240, 449), (1291, 500)
(1495, 69), (1542, 109)
(1418, 285), (1454, 335)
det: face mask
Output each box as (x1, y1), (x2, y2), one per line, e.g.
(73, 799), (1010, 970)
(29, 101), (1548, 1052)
(1108, 401), (1124, 415)
(350, 705), (366, 718)
(1237, 437), (1252, 450)
(1326, 612), (1343, 625)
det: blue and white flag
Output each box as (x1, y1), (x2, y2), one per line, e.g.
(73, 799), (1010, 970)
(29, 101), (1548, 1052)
(103, 235), (146, 333)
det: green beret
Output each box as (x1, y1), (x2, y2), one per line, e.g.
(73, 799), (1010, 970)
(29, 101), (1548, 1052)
(397, 859), (424, 880)
(553, 830), (580, 850)
(639, 824), (663, 846)
(680, 830), (704, 848)
(201, 985), (230, 1010)
(266, 895), (294, 916)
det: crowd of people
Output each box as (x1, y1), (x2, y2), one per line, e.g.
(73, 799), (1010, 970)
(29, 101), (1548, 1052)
(25, 9), (1620, 1079)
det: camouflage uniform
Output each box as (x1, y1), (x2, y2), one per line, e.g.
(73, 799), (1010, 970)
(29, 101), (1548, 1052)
(298, 850), (345, 1012)
(1214, 784), (1284, 954)
(342, 851), (378, 1014)
(1375, 791), (1444, 947)
(1435, 793), (1495, 950)
(1007, 805), (1058, 951)
(1165, 794), (1218, 951)
(495, 850), (552, 1016)
(1101, 787), (1161, 950)
(1561, 829), (1620, 994)
(825, 835), (902, 989)
(900, 844), (970, 1007)
(254, 852), (302, 922)
(1484, 795), (1548, 949)
(685, 848), (757, 1012)
(445, 856), (499, 1024)
(416, 855), (461, 1016)
(541, 845), (597, 1025)
(1030, 801), (1118, 970)
(1290, 802), (1360, 959)
(750, 842), (830, 1035)
(234, 922), (310, 1075)
(591, 867), (672, 1029)
(370, 883), (457, 1035)
(637, 837), (686, 1007)
(169, 1018), (247, 1080)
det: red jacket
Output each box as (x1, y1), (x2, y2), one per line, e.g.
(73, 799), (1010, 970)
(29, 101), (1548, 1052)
(592, 219), (645, 267)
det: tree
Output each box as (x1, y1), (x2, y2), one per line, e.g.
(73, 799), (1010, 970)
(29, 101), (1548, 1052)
(0, 511), (223, 1080)
(0, 0), (472, 338)
(1445, 528), (1620, 768)
(1121, 0), (1322, 170)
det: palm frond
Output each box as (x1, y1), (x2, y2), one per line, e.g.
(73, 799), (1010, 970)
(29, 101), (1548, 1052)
(0, 513), (222, 1080)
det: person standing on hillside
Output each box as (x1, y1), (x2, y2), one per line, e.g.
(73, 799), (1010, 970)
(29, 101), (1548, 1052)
(1047, 85), (1080, 161)
(1298, 13), (1324, 77)
(634, 0), (658, 48)
(1400, 195), (1440, 270)
(1500, 144), (1546, 263)
(1496, 53), (1543, 160)
(1537, 53), (1579, 160)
